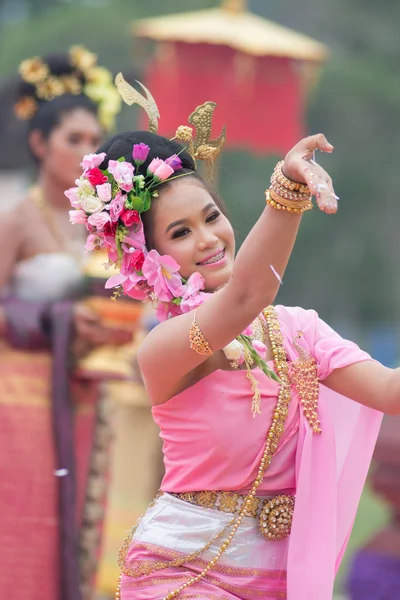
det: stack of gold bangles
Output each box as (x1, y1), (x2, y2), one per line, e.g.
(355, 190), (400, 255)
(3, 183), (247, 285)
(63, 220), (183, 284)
(266, 160), (313, 213)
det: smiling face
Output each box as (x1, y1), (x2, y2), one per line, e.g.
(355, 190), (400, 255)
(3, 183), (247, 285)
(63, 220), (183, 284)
(150, 177), (235, 292)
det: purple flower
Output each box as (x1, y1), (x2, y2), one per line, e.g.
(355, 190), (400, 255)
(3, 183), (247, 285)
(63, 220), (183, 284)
(165, 154), (182, 172)
(132, 143), (150, 165)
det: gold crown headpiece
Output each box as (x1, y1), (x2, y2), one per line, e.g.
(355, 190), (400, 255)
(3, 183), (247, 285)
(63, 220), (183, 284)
(115, 73), (226, 182)
(14, 46), (122, 131)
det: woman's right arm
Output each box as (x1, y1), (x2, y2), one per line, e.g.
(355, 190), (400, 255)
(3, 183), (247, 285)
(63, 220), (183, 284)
(139, 134), (337, 403)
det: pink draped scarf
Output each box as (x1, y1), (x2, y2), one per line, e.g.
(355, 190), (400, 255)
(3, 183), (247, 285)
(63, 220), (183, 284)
(275, 305), (383, 599)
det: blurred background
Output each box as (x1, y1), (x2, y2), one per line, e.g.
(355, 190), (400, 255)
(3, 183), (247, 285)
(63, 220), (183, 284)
(0, 0), (399, 599)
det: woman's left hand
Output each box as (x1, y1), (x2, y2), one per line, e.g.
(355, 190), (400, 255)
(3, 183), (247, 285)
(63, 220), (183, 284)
(282, 133), (339, 214)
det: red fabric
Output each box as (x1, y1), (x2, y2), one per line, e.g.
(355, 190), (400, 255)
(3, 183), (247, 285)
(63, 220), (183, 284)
(140, 42), (305, 154)
(0, 344), (98, 600)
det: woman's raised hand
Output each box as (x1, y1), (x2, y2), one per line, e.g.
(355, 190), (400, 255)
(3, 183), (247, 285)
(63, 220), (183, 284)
(282, 133), (338, 214)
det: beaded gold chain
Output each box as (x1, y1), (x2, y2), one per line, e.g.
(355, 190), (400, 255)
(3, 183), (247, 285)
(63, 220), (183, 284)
(115, 306), (292, 600)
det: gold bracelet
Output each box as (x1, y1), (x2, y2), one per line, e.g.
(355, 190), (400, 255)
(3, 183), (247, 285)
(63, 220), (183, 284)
(270, 173), (311, 202)
(273, 160), (309, 194)
(189, 309), (213, 356)
(266, 189), (312, 213)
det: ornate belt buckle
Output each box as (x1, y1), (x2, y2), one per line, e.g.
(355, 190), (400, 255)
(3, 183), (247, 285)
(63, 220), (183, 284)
(259, 495), (295, 541)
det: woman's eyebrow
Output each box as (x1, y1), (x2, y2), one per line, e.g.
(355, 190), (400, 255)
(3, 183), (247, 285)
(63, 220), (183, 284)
(165, 203), (216, 234)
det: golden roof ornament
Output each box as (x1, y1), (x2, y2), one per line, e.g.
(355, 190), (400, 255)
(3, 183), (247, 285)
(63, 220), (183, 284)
(132, 5), (328, 62)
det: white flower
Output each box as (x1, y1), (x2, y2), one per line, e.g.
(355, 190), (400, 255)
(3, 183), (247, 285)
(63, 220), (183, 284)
(80, 194), (104, 214)
(223, 339), (244, 362)
(76, 178), (95, 200)
(134, 174), (145, 189)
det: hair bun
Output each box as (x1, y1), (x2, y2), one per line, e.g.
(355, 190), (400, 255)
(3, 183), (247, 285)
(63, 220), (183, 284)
(98, 131), (195, 173)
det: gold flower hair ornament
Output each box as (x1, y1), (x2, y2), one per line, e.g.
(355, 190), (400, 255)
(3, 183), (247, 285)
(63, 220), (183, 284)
(114, 74), (226, 182)
(14, 45), (121, 131)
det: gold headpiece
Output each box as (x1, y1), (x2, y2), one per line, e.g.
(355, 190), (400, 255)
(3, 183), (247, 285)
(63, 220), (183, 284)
(115, 73), (226, 182)
(14, 46), (122, 131)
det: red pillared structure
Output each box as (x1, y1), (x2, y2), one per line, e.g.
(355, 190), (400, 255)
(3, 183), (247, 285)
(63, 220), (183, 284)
(132, 0), (329, 155)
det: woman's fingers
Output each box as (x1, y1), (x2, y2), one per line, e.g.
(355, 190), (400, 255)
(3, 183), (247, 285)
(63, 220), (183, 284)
(302, 161), (338, 214)
(302, 133), (334, 158)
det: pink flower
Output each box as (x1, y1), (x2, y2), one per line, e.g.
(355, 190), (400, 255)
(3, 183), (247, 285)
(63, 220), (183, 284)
(86, 167), (108, 187)
(165, 154), (182, 171)
(147, 158), (164, 175)
(109, 191), (125, 222)
(103, 233), (119, 263)
(124, 280), (152, 301)
(182, 272), (205, 298)
(126, 221), (145, 247)
(81, 152), (106, 170)
(121, 209), (140, 227)
(132, 143), (150, 165)
(242, 325), (253, 336)
(87, 211), (111, 231)
(142, 250), (185, 302)
(85, 232), (104, 251)
(108, 160), (134, 192)
(252, 340), (267, 360)
(179, 272), (208, 313)
(156, 301), (182, 322)
(96, 182), (112, 203)
(105, 270), (145, 293)
(153, 161), (174, 182)
(65, 187), (81, 208)
(180, 291), (211, 314)
(69, 209), (87, 225)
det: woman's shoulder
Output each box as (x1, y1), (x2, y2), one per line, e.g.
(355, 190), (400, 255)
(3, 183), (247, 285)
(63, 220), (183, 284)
(274, 304), (319, 327)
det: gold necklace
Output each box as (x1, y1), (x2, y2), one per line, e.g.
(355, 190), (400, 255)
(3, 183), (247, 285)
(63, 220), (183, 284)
(115, 305), (293, 600)
(30, 185), (67, 251)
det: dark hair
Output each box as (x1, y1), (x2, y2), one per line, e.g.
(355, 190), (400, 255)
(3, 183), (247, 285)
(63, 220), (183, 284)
(16, 53), (98, 148)
(97, 130), (227, 248)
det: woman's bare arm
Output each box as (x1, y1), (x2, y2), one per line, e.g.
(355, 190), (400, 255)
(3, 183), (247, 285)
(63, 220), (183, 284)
(139, 134), (336, 404)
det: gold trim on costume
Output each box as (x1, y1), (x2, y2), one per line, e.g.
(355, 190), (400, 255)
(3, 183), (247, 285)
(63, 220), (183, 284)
(116, 306), (292, 600)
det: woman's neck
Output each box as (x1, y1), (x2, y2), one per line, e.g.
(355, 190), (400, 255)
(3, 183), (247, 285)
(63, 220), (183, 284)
(37, 171), (69, 209)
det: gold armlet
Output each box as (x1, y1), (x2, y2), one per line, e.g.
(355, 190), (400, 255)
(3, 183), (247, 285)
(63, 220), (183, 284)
(189, 309), (213, 356)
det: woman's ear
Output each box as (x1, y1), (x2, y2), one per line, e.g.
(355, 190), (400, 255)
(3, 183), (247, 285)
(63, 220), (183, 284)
(28, 129), (47, 162)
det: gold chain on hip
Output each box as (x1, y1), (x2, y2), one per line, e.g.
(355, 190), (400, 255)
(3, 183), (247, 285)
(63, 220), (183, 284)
(115, 306), (292, 600)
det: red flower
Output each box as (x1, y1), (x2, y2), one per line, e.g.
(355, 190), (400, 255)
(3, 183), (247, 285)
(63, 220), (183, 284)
(122, 249), (145, 274)
(103, 221), (117, 236)
(86, 167), (108, 187)
(121, 209), (140, 227)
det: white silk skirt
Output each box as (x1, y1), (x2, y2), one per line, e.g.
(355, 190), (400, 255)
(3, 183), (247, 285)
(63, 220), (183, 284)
(120, 493), (288, 599)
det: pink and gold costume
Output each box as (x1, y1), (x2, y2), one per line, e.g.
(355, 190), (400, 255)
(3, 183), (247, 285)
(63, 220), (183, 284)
(119, 305), (382, 599)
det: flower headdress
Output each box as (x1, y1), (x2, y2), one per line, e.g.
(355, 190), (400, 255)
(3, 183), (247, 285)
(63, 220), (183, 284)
(67, 75), (279, 399)
(14, 46), (121, 130)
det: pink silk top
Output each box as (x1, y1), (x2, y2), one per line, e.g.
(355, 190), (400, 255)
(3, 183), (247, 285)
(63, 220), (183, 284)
(152, 305), (383, 600)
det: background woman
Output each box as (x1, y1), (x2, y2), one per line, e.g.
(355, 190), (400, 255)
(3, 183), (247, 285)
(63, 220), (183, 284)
(0, 48), (129, 600)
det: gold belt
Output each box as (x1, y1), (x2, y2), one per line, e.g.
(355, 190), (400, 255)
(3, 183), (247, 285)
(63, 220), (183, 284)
(170, 490), (295, 542)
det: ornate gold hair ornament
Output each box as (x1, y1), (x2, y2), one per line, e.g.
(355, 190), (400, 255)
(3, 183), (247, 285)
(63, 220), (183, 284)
(114, 73), (226, 182)
(114, 73), (160, 133)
